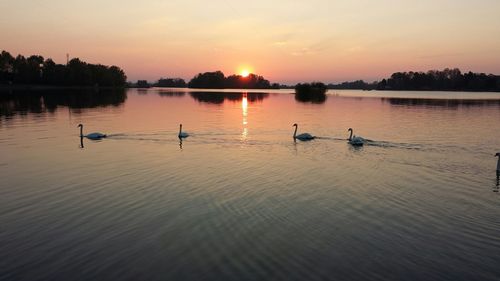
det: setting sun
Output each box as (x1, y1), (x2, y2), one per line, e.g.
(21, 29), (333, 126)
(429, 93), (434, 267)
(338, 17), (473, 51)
(240, 70), (250, 77)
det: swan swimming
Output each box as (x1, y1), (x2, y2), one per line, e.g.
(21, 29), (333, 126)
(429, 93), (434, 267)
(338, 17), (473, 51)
(293, 123), (315, 141)
(347, 128), (365, 146)
(178, 124), (189, 139)
(78, 124), (106, 140)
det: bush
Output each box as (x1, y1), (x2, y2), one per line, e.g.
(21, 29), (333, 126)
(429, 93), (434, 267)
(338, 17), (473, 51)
(294, 82), (327, 103)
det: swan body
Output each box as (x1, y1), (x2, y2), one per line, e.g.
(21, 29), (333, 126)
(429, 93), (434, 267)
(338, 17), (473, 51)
(85, 132), (107, 140)
(178, 124), (189, 139)
(78, 124), (106, 140)
(496, 152), (499, 171)
(347, 128), (365, 146)
(293, 123), (315, 141)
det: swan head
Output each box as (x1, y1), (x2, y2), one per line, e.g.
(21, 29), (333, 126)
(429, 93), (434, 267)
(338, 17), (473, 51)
(292, 123), (297, 127)
(348, 128), (353, 132)
(496, 152), (500, 157)
(77, 124), (83, 128)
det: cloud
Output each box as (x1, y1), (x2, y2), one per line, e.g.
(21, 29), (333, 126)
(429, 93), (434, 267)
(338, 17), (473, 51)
(347, 45), (364, 53)
(417, 52), (465, 59)
(291, 48), (314, 57)
(273, 41), (288, 46)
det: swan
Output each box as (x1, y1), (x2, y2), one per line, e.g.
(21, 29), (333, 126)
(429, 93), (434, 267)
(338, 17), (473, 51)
(178, 124), (189, 139)
(78, 124), (106, 140)
(293, 123), (315, 141)
(496, 152), (500, 172)
(347, 128), (365, 146)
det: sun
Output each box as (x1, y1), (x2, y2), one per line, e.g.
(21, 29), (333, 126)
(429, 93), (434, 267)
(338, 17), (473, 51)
(240, 69), (250, 77)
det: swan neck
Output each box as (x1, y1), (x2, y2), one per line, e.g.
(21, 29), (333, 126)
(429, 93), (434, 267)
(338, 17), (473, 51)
(497, 157), (500, 171)
(293, 125), (297, 138)
(349, 130), (353, 141)
(179, 125), (182, 135)
(80, 125), (83, 137)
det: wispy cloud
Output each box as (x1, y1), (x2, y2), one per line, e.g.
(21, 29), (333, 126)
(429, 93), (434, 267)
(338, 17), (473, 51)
(291, 48), (314, 56)
(417, 52), (465, 59)
(289, 36), (336, 56)
(273, 41), (288, 46)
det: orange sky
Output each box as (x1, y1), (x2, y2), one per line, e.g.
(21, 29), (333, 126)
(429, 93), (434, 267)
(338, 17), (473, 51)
(1, 0), (499, 84)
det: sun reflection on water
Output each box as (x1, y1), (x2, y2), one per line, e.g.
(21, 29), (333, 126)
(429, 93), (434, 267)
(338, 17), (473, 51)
(241, 93), (248, 141)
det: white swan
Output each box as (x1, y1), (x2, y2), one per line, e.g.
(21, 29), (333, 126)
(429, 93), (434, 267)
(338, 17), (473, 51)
(78, 124), (106, 140)
(293, 123), (315, 141)
(495, 152), (499, 172)
(347, 128), (365, 146)
(178, 124), (189, 139)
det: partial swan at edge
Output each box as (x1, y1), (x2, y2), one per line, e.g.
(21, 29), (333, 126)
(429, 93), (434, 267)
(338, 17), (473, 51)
(78, 124), (106, 140)
(348, 128), (365, 146)
(495, 152), (500, 172)
(293, 123), (315, 141)
(178, 124), (189, 139)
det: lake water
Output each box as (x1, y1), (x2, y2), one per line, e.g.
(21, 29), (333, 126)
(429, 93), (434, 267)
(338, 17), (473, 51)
(1, 88), (500, 281)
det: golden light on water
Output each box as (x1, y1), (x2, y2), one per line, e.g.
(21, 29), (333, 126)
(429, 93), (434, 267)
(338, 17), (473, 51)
(242, 94), (248, 124)
(241, 93), (248, 141)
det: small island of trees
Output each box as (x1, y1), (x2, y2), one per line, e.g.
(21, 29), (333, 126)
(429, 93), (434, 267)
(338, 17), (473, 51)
(0, 50), (127, 87)
(294, 82), (328, 103)
(188, 71), (277, 89)
(131, 72), (279, 89)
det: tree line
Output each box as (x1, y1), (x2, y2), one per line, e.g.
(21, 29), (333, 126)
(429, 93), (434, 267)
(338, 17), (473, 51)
(328, 68), (500, 92)
(134, 71), (279, 89)
(188, 71), (277, 89)
(376, 68), (500, 91)
(327, 80), (377, 90)
(0, 50), (127, 87)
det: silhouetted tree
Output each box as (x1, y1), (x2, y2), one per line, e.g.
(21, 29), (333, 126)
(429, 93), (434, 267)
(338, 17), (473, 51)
(107, 66), (127, 87)
(225, 74), (271, 89)
(0, 51), (15, 83)
(188, 71), (226, 88)
(156, 78), (186, 87)
(377, 68), (500, 92)
(0, 50), (127, 87)
(188, 71), (273, 89)
(294, 82), (327, 103)
(136, 80), (150, 88)
(328, 80), (377, 90)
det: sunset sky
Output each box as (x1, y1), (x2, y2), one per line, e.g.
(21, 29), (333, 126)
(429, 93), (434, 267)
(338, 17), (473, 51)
(1, 0), (500, 84)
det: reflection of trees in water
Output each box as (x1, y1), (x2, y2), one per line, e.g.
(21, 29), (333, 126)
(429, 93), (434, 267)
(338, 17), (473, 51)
(382, 98), (500, 108)
(157, 91), (186, 97)
(295, 93), (327, 104)
(132, 89), (187, 97)
(0, 88), (127, 118)
(294, 82), (327, 104)
(189, 92), (269, 104)
(137, 89), (148, 95)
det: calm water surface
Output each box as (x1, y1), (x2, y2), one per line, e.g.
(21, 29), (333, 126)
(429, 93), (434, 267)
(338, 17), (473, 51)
(1, 88), (500, 281)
